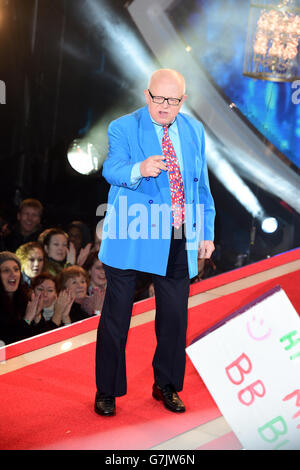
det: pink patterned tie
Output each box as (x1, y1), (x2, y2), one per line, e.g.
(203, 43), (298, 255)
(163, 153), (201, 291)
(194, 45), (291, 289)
(162, 125), (185, 229)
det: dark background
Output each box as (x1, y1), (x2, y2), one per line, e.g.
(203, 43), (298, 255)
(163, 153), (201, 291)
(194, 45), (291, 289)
(0, 0), (147, 223)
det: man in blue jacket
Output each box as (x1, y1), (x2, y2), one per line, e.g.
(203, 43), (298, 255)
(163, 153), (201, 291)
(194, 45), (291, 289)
(95, 69), (215, 416)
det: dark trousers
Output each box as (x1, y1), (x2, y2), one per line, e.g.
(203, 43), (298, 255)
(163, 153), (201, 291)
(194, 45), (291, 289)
(95, 228), (190, 397)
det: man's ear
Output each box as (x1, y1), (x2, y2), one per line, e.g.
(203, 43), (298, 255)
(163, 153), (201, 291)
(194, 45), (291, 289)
(178, 94), (187, 112)
(182, 94), (187, 104)
(144, 89), (150, 104)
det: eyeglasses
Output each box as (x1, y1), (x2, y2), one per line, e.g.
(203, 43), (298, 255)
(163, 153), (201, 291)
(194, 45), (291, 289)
(148, 89), (183, 106)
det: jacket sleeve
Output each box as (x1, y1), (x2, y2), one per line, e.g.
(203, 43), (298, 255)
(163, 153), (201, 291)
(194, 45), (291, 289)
(102, 120), (142, 190)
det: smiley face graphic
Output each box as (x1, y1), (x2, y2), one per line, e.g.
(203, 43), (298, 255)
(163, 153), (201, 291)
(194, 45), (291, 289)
(247, 314), (272, 341)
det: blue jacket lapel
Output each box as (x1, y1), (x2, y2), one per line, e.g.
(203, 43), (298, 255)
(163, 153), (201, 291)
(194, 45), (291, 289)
(138, 106), (162, 159)
(176, 113), (198, 195)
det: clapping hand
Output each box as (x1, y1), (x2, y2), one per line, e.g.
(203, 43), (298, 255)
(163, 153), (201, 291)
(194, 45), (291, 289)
(81, 287), (104, 315)
(52, 289), (75, 326)
(91, 288), (104, 313)
(76, 242), (92, 266)
(198, 240), (215, 260)
(24, 291), (44, 324)
(66, 241), (77, 265)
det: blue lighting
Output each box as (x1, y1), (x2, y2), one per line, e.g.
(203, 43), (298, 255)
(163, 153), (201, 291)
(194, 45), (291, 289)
(170, 0), (300, 169)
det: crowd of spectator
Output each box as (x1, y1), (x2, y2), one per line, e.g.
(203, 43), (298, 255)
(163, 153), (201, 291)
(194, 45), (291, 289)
(0, 197), (216, 347)
(0, 198), (109, 346)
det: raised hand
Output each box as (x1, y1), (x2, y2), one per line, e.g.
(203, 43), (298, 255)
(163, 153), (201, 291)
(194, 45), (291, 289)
(24, 291), (43, 324)
(52, 289), (75, 326)
(66, 241), (76, 265)
(77, 242), (92, 266)
(198, 240), (215, 260)
(91, 288), (105, 313)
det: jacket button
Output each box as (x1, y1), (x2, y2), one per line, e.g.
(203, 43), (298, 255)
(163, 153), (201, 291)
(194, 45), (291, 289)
(193, 223), (196, 227)
(194, 178), (198, 182)
(149, 200), (153, 204)
(146, 177), (150, 181)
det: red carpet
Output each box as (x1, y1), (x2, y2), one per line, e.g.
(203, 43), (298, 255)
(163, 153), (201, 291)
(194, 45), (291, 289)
(5, 248), (300, 361)
(187, 269), (300, 343)
(0, 266), (299, 450)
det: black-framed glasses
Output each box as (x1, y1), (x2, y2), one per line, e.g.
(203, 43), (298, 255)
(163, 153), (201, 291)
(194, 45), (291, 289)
(148, 89), (183, 106)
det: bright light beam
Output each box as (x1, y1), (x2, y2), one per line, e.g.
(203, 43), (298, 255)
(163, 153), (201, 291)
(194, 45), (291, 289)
(205, 135), (264, 219)
(82, 0), (155, 85)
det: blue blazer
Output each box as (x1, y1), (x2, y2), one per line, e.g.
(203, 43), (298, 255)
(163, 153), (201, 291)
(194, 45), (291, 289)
(99, 106), (215, 279)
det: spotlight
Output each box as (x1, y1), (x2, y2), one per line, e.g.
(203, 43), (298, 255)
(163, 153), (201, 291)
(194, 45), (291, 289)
(67, 140), (100, 175)
(261, 217), (278, 234)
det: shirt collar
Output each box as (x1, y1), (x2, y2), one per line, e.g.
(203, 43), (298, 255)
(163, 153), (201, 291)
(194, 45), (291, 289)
(151, 117), (177, 128)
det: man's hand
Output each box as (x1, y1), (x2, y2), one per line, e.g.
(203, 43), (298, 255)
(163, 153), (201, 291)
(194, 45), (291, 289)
(198, 240), (215, 259)
(140, 155), (167, 178)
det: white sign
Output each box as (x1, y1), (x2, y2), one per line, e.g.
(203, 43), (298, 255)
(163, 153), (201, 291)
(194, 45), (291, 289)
(186, 286), (300, 450)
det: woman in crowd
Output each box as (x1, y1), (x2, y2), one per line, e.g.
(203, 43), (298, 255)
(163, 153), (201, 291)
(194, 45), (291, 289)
(15, 241), (45, 286)
(30, 272), (75, 330)
(30, 272), (58, 323)
(0, 251), (41, 345)
(38, 228), (75, 277)
(67, 221), (92, 258)
(55, 265), (93, 325)
(82, 252), (107, 315)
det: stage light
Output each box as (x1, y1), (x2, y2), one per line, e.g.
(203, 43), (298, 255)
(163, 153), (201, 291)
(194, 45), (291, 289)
(261, 217), (279, 234)
(61, 341), (73, 351)
(67, 140), (100, 175)
(202, 125), (265, 219)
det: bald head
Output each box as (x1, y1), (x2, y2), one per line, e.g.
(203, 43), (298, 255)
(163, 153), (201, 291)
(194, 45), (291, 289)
(148, 69), (186, 95)
(145, 68), (187, 125)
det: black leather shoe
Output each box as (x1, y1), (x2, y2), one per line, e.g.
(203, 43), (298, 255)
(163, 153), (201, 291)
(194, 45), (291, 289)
(152, 383), (186, 413)
(94, 391), (116, 416)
